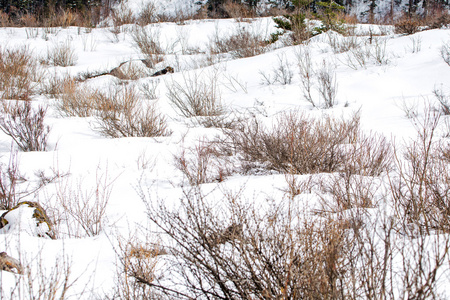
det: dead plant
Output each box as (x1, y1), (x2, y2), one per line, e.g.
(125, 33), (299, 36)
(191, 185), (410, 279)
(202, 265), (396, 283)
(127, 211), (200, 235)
(0, 100), (50, 152)
(139, 185), (355, 299)
(174, 139), (231, 186)
(93, 85), (171, 138)
(55, 80), (100, 117)
(53, 165), (116, 238)
(166, 70), (224, 118)
(389, 107), (450, 233)
(394, 14), (422, 35)
(44, 40), (78, 67)
(106, 231), (164, 300)
(132, 26), (164, 68)
(220, 111), (361, 175)
(210, 23), (267, 59)
(0, 46), (40, 100)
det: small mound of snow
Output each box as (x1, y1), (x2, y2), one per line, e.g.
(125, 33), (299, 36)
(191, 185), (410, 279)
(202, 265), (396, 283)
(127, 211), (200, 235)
(0, 205), (51, 238)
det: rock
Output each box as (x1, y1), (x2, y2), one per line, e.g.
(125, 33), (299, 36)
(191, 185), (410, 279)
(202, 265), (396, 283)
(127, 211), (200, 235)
(0, 201), (55, 239)
(0, 252), (23, 274)
(151, 66), (174, 77)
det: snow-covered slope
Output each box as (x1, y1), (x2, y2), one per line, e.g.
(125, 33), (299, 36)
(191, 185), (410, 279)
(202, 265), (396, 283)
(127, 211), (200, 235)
(0, 11), (449, 298)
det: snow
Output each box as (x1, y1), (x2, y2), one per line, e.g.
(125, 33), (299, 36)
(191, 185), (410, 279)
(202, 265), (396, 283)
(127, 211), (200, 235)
(0, 3), (449, 298)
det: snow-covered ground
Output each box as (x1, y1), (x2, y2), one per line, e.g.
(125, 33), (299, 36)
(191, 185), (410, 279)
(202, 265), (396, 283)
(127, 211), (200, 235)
(0, 8), (449, 298)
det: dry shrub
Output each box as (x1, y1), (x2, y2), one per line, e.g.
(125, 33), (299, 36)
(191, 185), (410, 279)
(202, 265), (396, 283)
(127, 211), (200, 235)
(318, 172), (383, 212)
(141, 186), (355, 299)
(44, 41), (78, 67)
(433, 85), (450, 115)
(389, 108), (450, 234)
(136, 133), (450, 299)
(222, 0), (255, 19)
(93, 85), (171, 138)
(56, 80), (100, 117)
(0, 100), (50, 152)
(343, 133), (393, 176)
(174, 139), (232, 186)
(0, 46), (40, 100)
(394, 14), (422, 35)
(210, 24), (267, 58)
(112, 3), (135, 26)
(296, 49), (340, 108)
(2, 251), (82, 299)
(131, 26), (164, 68)
(40, 73), (74, 98)
(221, 111), (365, 175)
(425, 8), (450, 29)
(440, 41), (450, 67)
(166, 70), (224, 118)
(54, 9), (79, 27)
(136, 1), (158, 25)
(52, 166), (115, 238)
(0, 12), (10, 26)
(106, 232), (163, 300)
(0, 151), (59, 211)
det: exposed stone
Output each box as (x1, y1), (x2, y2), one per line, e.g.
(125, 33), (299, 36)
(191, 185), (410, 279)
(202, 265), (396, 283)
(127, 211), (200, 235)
(151, 66), (174, 77)
(0, 201), (55, 239)
(0, 252), (23, 274)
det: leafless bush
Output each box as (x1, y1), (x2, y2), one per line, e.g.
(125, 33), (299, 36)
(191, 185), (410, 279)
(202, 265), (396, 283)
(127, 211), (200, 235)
(140, 79), (160, 100)
(317, 60), (338, 108)
(342, 43), (371, 70)
(407, 35), (422, 53)
(222, 0), (255, 19)
(141, 185), (354, 299)
(0, 100), (50, 152)
(44, 41), (78, 67)
(327, 31), (360, 53)
(441, 41), (450, 66)
(272, 53), (294, 85)
(0, 152), (25, 210)
(221, 72), (248, 94)
(2, 251), (83, 299)
(137, 137), (450, 299)
(319, 172), (383, 212)
(52, 166), (115, 238)
(389, 107), (450, 233)
(137, 1), (158, 25)
(296, 47), (316, 107)
(220, 111), (362, 175)
(259, 53), (293, 85)
(398, 97), (419, 119)
(132, 26), (164, 68)
(371, 37), (391, 65)
(394, 14), (422, 35)
(0, 151), (60, 211)
(166, 71), (224, 118)
(174, 139), (231, 186)
(105, 231), (163, 300)
(55, 80), (100, 117)
(94, 85), (171, 138)
(40, 73), (74, 98)
(296, 49), (339, 108)
(112, 3), (135, 26)
(425, 9), (450, 29)
(433, 85), (450, 115)
(210, 24), (267, 59)
(0, 46), (40, 100)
